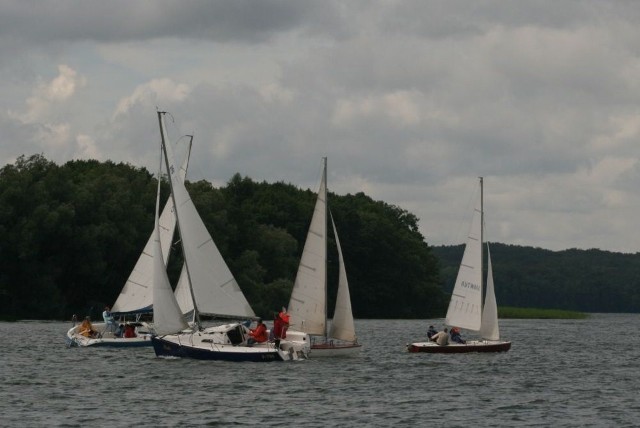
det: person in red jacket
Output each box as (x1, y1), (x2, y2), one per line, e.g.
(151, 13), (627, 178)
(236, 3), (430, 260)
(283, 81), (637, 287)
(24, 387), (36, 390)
(272, 307), (290, 340)
(123, 324), (136, 338)
(247, 319), (268, 346)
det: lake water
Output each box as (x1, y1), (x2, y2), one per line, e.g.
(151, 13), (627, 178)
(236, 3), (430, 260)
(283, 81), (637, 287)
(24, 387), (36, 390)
(1, 314), (639, 427)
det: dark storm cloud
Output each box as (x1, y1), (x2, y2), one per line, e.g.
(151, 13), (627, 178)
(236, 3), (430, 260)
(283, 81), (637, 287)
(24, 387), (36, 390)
(0, 0), (348, 44)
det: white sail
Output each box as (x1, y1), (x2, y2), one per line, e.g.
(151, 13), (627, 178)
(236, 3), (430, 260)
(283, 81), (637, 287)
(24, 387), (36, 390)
(288, 163), (328, 336)
(445, 190), (483, 331)
(174, 265), (193, 316)
(159, 113), (255, 319)
(112, 142), (191, 314)
(151, 150), (188, 335)
(328, 213), (357, 342)
(480, 244), (500, 340)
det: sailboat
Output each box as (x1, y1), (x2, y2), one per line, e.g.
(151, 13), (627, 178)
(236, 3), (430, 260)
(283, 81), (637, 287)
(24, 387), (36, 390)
(407, 177), (511, 353)
(151, 111), (309, 361)
(286, 158), (362, 357)
(66, 139), (193, 348)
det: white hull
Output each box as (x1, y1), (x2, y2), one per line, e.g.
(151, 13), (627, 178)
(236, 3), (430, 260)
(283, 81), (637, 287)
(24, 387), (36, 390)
(66, 322), (154, 348)
(283, 329), (362, 357)
(310, 341), (362, 357)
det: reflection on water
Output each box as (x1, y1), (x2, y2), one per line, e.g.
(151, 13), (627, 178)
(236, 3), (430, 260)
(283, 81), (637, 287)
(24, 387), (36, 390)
(1, 314), (639, 427)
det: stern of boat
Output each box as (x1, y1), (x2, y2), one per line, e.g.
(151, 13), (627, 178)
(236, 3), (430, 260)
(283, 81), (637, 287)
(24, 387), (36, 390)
(276, 329), (310, 360)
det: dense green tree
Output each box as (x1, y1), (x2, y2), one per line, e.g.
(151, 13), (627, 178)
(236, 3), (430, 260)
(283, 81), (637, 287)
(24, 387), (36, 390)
(432, 243), (640, 313)
(0, 156), (445, 320)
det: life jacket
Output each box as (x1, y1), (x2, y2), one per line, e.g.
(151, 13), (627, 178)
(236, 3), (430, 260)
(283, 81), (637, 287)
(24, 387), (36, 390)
(124, 325), (136, 338)
(250, 323), (268, 343)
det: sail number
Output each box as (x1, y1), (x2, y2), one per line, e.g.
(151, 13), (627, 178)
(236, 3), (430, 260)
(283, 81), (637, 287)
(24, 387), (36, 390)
(461, 281), (480, 291)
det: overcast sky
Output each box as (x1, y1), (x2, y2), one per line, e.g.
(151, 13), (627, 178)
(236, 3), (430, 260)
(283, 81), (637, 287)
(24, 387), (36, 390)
(2, 1), (640, 252)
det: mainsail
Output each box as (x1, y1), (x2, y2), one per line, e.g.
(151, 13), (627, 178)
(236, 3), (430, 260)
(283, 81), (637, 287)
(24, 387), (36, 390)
(159, 112), (255, 321)
(445, 189), (483, 331)
(288, 162), (328, 336)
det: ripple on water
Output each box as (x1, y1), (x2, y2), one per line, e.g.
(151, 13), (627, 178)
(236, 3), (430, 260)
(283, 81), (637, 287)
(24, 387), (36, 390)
(1, 316), (640, 426)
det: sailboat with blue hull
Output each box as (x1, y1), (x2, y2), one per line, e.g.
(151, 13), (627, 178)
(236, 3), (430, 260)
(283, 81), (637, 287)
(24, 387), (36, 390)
(150, 111), (309, 362)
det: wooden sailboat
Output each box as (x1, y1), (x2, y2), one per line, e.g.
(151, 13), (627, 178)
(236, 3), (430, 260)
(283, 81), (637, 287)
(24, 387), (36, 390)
(287, 158), (362, 357)
(407, 177), (511, 353)
(150, 111), (309, 361)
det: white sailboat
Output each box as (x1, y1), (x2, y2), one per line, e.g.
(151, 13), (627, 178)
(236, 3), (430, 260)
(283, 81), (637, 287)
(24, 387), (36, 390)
(407, 177), (511, 353)
(151, 111), (309, 361)
(286, 158), (362, 357)
(66, 139), (193, 348)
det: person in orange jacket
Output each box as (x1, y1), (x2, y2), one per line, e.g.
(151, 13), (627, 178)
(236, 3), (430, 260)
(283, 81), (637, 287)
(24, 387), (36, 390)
(247, 319), (268, 345)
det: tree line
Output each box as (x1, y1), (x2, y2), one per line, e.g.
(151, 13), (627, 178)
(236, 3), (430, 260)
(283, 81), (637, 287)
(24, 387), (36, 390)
(0, 155), (444, 321)
(3, 155), (638, 322)
(432, 243), (640, 313)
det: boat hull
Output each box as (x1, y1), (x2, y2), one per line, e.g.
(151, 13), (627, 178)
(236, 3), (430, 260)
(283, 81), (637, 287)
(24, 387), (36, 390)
(66, 323), (154, 348)
(310, 341), (363, 357)
(407, 340), (511, 354)
(151, 323), (310, 362)
(152, 336), (287, 362)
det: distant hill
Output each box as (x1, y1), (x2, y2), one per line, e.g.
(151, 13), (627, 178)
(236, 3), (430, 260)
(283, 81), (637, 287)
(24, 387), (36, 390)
(432, 243), (640, 313)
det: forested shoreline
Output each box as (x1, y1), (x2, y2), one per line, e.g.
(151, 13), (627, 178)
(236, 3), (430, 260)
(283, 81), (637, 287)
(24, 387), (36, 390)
(433, 244), (640, 313)
(0, 155), (444, 321)
(1, 155), (638, 321)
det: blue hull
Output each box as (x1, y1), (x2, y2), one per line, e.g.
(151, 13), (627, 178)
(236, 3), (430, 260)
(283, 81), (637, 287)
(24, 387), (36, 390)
(151, 337), (284, 362)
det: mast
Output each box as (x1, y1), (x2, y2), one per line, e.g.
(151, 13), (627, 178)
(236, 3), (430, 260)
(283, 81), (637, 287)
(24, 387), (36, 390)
(322, 157), (328, 340)
(157, 111), (201, 328)
(184, 135), (195, 325)
(479, 176), (484, 310)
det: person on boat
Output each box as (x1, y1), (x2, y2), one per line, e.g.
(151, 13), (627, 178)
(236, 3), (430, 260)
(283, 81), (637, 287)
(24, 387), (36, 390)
(450, 327), (466, 344)
(123, 324), (136, 338)
(272, 307), (290, 340)
(282, 308), (290, 335)
(247, 318), (268, 346)
(427, 325), (437, 341)
(431, 328), (449, 346)
(78, 317), (97, 338)
(114, 323), (124, 338)
(102, 306), (116, 332)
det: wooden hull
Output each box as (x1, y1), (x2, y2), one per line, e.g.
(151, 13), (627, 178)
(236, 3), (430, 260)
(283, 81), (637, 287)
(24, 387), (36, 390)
(407, 340), (511, 354)
(310, 342), (363, 357)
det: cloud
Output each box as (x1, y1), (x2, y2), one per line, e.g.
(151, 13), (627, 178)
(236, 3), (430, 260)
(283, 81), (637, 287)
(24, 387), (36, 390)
(113, 78), (191, 119)
(0, 1), (346, 44)
(11, 64), (85, 124)
(3, 1), (640, 252)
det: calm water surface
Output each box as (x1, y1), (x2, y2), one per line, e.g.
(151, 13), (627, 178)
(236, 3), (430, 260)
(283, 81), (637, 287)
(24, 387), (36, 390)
(1, 314), (639, 427)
